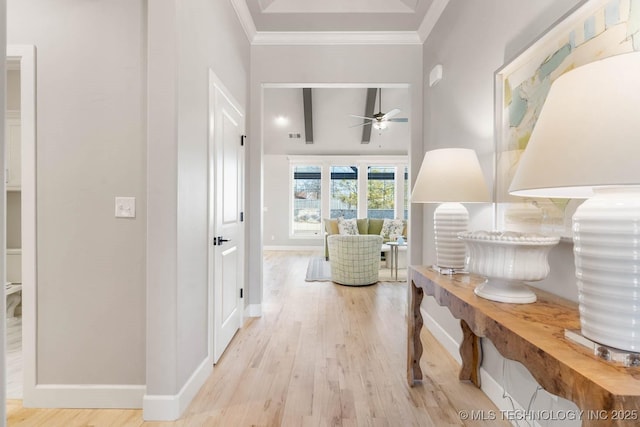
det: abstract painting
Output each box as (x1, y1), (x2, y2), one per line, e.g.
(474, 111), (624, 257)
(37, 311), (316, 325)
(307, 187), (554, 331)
(495, 0), (640, 237)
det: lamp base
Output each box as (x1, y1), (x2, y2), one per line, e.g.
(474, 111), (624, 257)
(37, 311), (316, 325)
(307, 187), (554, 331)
(434, 202), (469, 270)
(474, 278), (537, 304)
(574, 186), (640, 352)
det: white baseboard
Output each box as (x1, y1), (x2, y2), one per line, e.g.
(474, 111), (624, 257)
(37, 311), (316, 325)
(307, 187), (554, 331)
(422, 307), (540, 426)
(143, 357), (212, 421)
(263, 245), (322, 251)
(421, 307), (462, 364)
(24, 384), (145, 408)
(244, 303), (262, 317)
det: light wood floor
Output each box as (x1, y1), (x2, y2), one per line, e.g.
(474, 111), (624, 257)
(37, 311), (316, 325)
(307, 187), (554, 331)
(7, 250), (506, 426)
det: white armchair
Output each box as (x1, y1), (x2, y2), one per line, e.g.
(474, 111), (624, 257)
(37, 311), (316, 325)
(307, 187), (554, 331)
(327, 234), (383, 286)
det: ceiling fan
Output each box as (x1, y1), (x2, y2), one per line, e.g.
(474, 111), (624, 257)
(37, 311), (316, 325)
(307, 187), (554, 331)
(350, 88), (409, 130)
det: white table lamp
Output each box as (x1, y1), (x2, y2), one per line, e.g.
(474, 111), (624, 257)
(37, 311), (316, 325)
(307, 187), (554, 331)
(509, 52), (640, 352)
(412, 148), (490, 274)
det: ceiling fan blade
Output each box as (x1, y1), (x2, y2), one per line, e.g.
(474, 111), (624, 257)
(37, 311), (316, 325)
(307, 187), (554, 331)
(349, 114), (375, 120)
(383, 108), (401, 119)
(388, 118), (408, 122)
(349, 121), (373, 128)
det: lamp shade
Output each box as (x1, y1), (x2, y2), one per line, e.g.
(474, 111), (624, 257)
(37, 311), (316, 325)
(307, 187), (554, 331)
(509, 52), (640, 198)
(411, 148), (490, 203)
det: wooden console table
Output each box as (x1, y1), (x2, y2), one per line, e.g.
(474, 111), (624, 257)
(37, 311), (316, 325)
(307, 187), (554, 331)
(407, 265), (640, 426)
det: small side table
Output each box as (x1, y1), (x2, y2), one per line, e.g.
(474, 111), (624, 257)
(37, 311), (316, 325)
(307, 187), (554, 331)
(387, 241), (407, 280)
(5, 283), (22, 318)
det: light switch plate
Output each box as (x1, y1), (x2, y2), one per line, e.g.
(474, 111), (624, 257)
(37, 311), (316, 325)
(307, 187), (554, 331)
(115, 197), (136, 218)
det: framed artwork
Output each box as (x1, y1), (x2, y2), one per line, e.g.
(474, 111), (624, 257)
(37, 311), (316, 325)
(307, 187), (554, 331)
(494, 0), (640, 237)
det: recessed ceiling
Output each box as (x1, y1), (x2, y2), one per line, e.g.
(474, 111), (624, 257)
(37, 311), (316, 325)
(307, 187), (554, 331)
(242, 0), (436, 33)
(231, 0), (451, 44)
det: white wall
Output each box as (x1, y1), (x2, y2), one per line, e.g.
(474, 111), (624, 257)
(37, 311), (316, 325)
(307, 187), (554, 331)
(8, 0), (147, 396)
(250, 43), (424, 309)
(422, 0), (583, 421)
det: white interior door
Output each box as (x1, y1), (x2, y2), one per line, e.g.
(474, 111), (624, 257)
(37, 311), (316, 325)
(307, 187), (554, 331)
(210, 72), (244, 363)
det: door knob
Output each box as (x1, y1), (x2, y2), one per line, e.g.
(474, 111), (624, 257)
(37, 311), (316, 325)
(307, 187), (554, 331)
(214, 236), (231, 246)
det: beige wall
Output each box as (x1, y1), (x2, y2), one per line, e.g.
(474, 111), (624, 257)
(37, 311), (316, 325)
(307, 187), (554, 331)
(8, 0), (147, 386)
(6, 192), (20, 249)
(145, 0), (250, 408)
(7, 69), (20, 111)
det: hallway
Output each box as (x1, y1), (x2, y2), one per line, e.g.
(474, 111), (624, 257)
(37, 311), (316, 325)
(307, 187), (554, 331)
(7, 250), (503, 426)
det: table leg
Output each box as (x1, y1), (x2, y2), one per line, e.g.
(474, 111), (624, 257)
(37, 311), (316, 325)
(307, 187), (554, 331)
(407, 279), (424, 385)
(459, 319), (482, 387)
(392, 246), (398, 280)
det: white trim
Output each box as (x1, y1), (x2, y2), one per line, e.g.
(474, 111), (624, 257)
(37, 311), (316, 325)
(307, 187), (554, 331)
(7, 44), (37, 407)
(417, 0), (450, 43)
(229, 0), (257, 43)
(28, 384), (145, 408)
(263, 83), (410, 89)
(143, 357), (212, 421)
(263, 245), (322, 251)
(252, 31), (421, 46)
(244, 303), (262, 318)
(288, 154), (408, 165)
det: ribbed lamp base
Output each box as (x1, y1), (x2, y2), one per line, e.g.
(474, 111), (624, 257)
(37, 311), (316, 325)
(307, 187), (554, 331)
(434, 202), (469, 271)
(574, 186), (640, 352)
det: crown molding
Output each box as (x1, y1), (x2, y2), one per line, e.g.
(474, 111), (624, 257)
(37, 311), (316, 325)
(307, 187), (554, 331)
(417, 0), (450, 43)
(252, 31), (422, 46)
(230, 0), (257, 43)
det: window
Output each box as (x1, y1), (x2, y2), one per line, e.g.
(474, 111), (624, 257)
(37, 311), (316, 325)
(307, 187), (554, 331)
(330, 165), (358, 219)
(287, 156), (408, 237)
(292, 165), (322, 236)
(367, 166), (395, 219)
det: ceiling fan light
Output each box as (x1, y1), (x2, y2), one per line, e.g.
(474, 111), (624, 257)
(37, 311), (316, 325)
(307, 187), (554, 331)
(373, 121), (387, 130)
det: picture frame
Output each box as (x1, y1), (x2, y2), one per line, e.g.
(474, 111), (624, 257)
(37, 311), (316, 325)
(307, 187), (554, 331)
(494, 0), (640, 237)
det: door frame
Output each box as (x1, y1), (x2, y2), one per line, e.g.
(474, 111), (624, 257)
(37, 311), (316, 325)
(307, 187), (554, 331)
(207, 69), (245, 365)
(6, 45), (36, 404)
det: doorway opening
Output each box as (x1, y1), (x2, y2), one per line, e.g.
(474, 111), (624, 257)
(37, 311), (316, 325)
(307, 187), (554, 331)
(5, 45), (36, 404)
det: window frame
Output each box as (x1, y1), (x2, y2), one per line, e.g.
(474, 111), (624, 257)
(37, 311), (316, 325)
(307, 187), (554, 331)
(288, 155), (408, 239)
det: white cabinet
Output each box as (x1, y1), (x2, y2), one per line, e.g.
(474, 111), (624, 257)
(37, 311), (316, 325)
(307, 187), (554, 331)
(5, 111), (21, 191)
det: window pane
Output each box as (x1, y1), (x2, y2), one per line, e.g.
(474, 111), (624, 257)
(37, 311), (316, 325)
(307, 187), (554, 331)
(292, 165), (322, 236)
(367, 166), (395, 219)
(330, 165), (358, 219)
